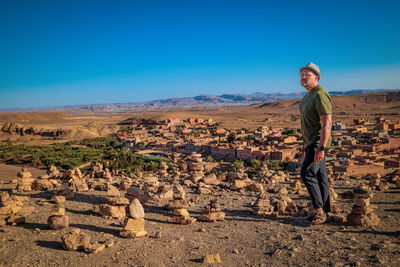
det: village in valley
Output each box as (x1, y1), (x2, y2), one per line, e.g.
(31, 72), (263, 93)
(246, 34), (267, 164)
(118, 115), (400, 179)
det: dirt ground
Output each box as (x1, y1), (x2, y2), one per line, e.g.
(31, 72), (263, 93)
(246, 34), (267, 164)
(0, 167), (399, 267)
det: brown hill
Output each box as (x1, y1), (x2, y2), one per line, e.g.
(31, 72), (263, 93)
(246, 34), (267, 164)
(0, 112), (71, 123)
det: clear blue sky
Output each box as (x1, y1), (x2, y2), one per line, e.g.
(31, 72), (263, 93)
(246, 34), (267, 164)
(1, 0), (399, 109)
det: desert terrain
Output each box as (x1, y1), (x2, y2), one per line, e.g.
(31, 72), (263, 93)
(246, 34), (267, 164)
(0, 91), (399, 266)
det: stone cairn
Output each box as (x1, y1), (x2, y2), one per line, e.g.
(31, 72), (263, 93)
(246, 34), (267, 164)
(257, 164), (273, 183)
(347, 188), (379, 227)
(48, 195), (69, 230)
(33, 165), (61, 191)
(32, 173), (54, 191)
(366, 174), (389, 191)
(169, 184), (196, 225)
(186, 152), (205, 184)
(0, 191), (34, 226)
(157, 161), (170, 179)
(48, 165), (60, 178)
(93, 183), (127, 219)
(169, 166), (181, 183)
(198, 199), (225, 222)
(252, 193), (274, 215)
(227, 164), (252, 191)
(64, 168), (89, 192)
(142, 175), (160, 196)
(16, 167), (35, 192)
(120, 199), (147, 238)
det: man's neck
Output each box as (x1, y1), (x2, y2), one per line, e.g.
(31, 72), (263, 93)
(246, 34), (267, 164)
(305, 84), (318, 93)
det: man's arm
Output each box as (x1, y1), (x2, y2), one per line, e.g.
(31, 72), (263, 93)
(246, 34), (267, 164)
(314, 114), (332, 162)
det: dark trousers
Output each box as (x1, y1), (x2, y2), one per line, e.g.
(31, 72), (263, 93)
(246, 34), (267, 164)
(300, 145), (330, 213)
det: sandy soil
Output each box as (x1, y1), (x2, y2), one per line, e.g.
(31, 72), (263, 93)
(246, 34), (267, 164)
(0, 174), (399, 266)
(0, 164), (47, 183)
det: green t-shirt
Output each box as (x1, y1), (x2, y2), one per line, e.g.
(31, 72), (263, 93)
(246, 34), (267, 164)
(300, 85), (332, 148)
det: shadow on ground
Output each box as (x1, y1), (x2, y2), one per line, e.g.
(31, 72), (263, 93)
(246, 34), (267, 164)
(35, 240), (64, 251)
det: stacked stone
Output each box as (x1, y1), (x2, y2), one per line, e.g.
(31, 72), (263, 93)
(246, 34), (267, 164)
(47, 165), (61, 186)
(186, 152), (205, 183)
(103, 168), (112, 181)
(257, 164), (272, 183)
(157, 161), (170, 179)
(48, 196), (69, 230)
(227, 165), (252, 191)
(271, 196), (298, 215)
(63, 168), (89, 192)
(120, 199), (147, 238)
(0, 191), (34, 226)
(119, 177), (133, 191)
(93, 184), (127, 219)
(198, 199), (225, 222)
(169, 166), (181, 181)
(126, 186), (149, 203)
(90, 162), (104, 178)
(169, 184), (196, 225)
(347, 188), (379, 227)
(252, 193), (274, 215)
(16, 167), (35, 192)
(142, 175), (160, 195)
(47, 165), (60, 178)
(367, 174), (389, 191)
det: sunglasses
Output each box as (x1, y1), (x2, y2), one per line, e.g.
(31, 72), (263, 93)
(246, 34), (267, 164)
(299, 72), (313, 77)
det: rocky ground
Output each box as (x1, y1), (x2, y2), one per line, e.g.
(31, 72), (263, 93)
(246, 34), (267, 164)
(0, 169), (399, 267)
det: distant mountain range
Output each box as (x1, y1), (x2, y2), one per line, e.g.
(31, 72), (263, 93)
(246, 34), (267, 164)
(2, 89), (399, 112)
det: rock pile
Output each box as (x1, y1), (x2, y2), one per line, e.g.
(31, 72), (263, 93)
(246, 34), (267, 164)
(61, 228), (112, 254)
(93, 184), (127, 219)
(198, 199), (225, 222)
(271, 196), (298, 214)
(170, 184), (196, 225)
(252, 193), (274, 215)
(186, 152), (205, 183)
(64, 168), (89, 192)
(366, 174), (389, 191)
(157, 161), (170, 179)
(257, 163), (273, 182)
(32, 173), (55, 191)
(228, 165), (252, 191)
(48, 197), (69, 230)
(120, 199), (147, 238)
(47, 165), (60, 178)
(16, 167), (35, 192)
(347, 188), (379, 227)
(252, 193), (298, 216)
(142, 175), (160, 195)
(0, 191), (34, 226)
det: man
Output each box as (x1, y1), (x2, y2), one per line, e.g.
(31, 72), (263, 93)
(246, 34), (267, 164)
(299, 62), (332, 225)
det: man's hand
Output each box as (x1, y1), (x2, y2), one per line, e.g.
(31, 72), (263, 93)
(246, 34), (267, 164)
(314, 149), (324, 163)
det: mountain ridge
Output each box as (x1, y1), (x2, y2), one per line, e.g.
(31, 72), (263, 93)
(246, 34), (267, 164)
(1, 89), (399, 112)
